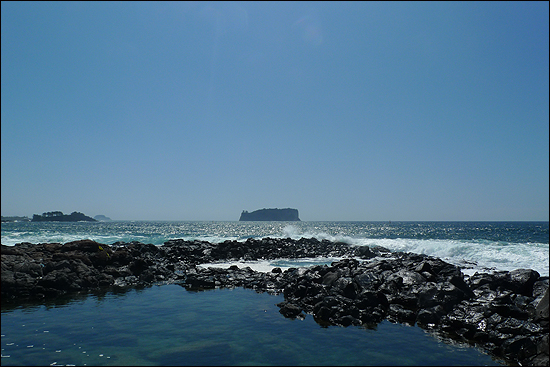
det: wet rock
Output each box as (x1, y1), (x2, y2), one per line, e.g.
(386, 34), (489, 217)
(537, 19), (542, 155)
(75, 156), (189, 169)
(386, 269), (427, 287)
(354, 271), (381, 291)
(417, 305), (445, 327)
(505, 269), (540, 296)
(61, 240), (106, 253)
(320, 271), (338, 286)
(355, 246), (376, 259)
(533, 278), (549, 299)
(277, 301), (304, 319)
(387, 303), (416, 325)
(184, 273), (216, 290)
(534, 288), (549, 321)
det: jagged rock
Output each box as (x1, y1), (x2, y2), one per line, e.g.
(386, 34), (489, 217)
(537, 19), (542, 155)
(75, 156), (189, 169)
(535, 288), (549, 321)
(277, 301), (305, 319)
(185, 274), (216, 290)
(506, 269), (540, 296)
(387, 303), (416, 325)
(355, 245), (376, 259)
(417, 305), (445, 327)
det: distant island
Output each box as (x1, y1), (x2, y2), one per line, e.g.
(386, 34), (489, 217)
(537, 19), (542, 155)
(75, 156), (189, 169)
(31, 211), (97, 222)
(94, 215), (112, 221)
(239, 208), (300, 221)
(1, 216), (31, 223)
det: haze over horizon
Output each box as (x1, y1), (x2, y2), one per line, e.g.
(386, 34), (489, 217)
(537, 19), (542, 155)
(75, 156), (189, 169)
(1, 211), (550, 223)
(2, 2), (548, 222)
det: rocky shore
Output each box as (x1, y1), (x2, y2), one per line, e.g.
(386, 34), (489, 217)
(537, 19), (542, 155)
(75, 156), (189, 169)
(2, 238), (548, 366)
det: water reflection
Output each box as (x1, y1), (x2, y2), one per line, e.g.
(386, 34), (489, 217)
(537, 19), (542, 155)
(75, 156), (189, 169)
(1, 285), (504, 366)
(1, 285), (148, 313)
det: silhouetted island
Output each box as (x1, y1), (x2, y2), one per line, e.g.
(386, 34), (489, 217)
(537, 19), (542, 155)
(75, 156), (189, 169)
(1, 216), (31, 223)
(94, 215), (112, 221)
(239, 208), (300, 221)
(31, 211), (97, 222)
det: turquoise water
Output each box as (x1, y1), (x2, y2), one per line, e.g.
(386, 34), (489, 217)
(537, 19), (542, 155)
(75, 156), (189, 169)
(1, 285), (503, 366)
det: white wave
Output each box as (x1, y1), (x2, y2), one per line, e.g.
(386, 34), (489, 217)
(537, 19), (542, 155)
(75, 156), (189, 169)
(3, 224), (547, 276)
(198, 260), (277, 273)
(361, 238), (548, 276)
(276, 226), (549, 276)
(199, 256), (345, 273)
(0, 233), (151, 247)
(191, 235), (241, 244)
(279, 225), (357, 244)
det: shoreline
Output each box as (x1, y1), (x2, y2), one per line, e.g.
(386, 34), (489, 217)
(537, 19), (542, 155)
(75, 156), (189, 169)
(2, 238), (548, 366)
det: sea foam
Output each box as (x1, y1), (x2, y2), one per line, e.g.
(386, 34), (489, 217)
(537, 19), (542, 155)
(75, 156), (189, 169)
(276, 225), (549, 276)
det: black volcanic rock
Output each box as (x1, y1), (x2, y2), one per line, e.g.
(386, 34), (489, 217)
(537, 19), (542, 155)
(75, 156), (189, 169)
(1, 237), (548, 366)
(239, 208), (300, 221)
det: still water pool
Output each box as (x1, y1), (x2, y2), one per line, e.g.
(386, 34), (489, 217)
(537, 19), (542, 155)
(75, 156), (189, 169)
(1, 284), (503, 366)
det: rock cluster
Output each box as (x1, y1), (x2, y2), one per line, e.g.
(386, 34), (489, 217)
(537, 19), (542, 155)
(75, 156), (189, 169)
(1, 241), (184, 298)
(0, 238), (362, 299)
(273, 255), (549, 367)
(1, 237), (548, 366)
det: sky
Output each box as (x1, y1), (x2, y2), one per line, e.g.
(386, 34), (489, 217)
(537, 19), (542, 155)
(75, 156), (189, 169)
(1, 1), (548, 221)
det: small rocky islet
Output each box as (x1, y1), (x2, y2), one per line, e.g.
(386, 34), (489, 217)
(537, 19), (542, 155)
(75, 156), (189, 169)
(239, 208), (301, 221)
(31, 211), (97, 222)
(1, 237), (548, 366)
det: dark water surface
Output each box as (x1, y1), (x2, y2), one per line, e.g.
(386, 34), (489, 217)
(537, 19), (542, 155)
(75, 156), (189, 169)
(1, 285), (503, 366)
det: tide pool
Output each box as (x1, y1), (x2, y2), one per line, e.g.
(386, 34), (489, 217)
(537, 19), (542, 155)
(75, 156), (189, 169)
(1, 284), (503, 366)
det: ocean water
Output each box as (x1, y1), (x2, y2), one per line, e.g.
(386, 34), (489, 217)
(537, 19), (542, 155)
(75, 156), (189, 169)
(1, 221), (548, 276)
(1, 221), (548, 366)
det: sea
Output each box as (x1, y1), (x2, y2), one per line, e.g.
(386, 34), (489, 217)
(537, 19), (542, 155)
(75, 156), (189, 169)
(1, 221), (548, 366)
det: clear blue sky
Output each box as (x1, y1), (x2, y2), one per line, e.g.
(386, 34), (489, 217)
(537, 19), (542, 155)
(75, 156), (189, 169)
(2, 1), (548, 221)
